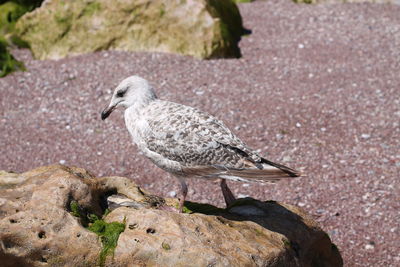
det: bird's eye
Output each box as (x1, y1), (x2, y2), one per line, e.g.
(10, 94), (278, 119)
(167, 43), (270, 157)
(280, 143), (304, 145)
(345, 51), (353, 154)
(116, 90), (126, 98)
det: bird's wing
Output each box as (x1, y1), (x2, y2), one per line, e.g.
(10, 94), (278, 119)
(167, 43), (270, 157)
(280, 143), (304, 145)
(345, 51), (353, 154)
(142, 101), (300, 182)
(198, 117), (301, 178)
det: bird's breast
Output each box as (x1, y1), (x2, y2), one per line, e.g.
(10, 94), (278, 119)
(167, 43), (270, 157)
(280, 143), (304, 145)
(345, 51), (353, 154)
(124, 108), (151, 149)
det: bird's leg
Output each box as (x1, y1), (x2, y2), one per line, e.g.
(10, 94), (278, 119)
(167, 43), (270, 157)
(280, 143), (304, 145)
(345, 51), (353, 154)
(220, 179), (236, 207)
(178, 179), (188, 213)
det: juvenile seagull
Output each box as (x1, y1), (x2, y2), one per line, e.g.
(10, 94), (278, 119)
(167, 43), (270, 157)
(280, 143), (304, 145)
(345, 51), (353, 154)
(101, 76), (301, 212)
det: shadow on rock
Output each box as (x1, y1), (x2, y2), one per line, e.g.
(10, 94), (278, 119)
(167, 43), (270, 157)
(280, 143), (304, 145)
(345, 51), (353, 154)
(184, 198), (343, 267)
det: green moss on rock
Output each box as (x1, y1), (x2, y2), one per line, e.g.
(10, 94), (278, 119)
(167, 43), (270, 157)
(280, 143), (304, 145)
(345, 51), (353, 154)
(82, 1), (101, 16)
(88, 220), (125, 267)
(161, 242), (171, 250)
(69, 200), (125, 267)
(0, 37), (24, 77)
(0, 1), (42, 44)
(0, 2), (29, 29)
(0, 1), (43, 77)
(69, 200), (81, 217)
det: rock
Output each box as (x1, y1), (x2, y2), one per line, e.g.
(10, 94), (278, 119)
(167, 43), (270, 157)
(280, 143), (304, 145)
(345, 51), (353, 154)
(0, 2), (23, 77)
(0, 170), (26, 189)
(0, 39), (25, 78)
(16, 0), (245, 60)
(0, 2), (30, 38)
(0, 165), (102, 267)
(0, 165), (343, 266)
(0, 1), (39, 77)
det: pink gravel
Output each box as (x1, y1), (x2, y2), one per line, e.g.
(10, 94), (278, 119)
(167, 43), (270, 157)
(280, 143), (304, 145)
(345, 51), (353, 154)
(0, 1), (399, 265)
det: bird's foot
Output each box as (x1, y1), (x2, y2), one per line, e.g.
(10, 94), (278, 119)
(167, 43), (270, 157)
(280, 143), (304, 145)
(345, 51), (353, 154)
(158, 204), (180, 213)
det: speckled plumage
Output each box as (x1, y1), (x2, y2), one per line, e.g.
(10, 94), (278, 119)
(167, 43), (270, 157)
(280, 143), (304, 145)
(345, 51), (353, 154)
(131, 100), (258, 170)
(102, 76), (300, 210)
(124, 98), (300, 181)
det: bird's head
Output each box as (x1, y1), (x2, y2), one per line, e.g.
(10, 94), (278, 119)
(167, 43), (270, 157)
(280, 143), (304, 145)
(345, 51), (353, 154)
(101, 76), (157, 120)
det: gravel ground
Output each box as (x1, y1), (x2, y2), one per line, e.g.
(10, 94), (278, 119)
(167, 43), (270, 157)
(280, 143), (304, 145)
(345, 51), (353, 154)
(1, 1), (399, 265)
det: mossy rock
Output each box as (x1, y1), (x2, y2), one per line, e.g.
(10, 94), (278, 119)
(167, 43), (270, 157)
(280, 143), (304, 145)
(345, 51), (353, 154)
(69, 200), (125, 267)
(0, 2), (27, 77)
(0, 1), (40, 44)
(0, 37), (24, 77)
(0, 2), (29, 31)
(16, 0), (246, 60)
(0, 1), (43, 77)
(88, 220), (125, 267)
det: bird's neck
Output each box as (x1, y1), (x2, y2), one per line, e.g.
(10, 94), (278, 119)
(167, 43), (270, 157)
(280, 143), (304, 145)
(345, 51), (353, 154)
(124, 100), (154, 148)
(126, 99), (151, 115)
(127, 88), (157, 112)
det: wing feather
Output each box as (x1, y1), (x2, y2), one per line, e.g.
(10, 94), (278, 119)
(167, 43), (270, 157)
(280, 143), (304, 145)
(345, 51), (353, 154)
(141, 101), (301, 181)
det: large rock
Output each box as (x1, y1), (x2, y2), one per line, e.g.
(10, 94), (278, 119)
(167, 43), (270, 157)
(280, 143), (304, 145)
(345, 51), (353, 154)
(16, 0), (245, 60)
(0, 1), (30, 77)
(0, 165), (343, 266)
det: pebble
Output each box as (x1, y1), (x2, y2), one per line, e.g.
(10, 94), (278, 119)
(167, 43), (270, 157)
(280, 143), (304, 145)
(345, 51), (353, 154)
(283, 156), (291, 162)
(316, 209), (325, 214)
(361, 134), (371, 139)
(365, 244), (374, 250)
(168, 191), (177, 197)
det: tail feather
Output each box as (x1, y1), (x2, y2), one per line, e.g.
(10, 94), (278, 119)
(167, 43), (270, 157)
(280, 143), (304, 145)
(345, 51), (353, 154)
(182, 159), (302, 183)
(221, 161), (300, 183)
(260, 157), (301, 177)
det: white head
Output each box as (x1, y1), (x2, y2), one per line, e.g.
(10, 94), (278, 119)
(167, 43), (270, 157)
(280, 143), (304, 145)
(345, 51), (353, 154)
(101, 76), (157, 120)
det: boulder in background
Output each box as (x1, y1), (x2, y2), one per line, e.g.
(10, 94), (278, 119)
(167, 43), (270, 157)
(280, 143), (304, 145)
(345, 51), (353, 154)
(16, 0), (245, 60)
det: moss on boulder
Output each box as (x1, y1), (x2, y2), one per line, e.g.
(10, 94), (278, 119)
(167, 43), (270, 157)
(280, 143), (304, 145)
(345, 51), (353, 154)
(0, 37), (24, 77)
(16, 0), (245, 60)
(0, 1), (43, 77)
(0, 2), (25, 77)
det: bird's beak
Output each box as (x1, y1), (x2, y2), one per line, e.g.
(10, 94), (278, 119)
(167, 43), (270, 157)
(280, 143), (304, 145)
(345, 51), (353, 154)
(101, 104), (117, 120)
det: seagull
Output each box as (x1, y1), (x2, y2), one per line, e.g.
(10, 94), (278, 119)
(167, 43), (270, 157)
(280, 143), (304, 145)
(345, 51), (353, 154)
(101, 76), (301, 212)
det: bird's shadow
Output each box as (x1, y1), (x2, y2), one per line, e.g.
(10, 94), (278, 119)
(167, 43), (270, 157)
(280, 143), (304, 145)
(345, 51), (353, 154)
(183, 197), (342, 265)
(184, 197), (306, 240)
